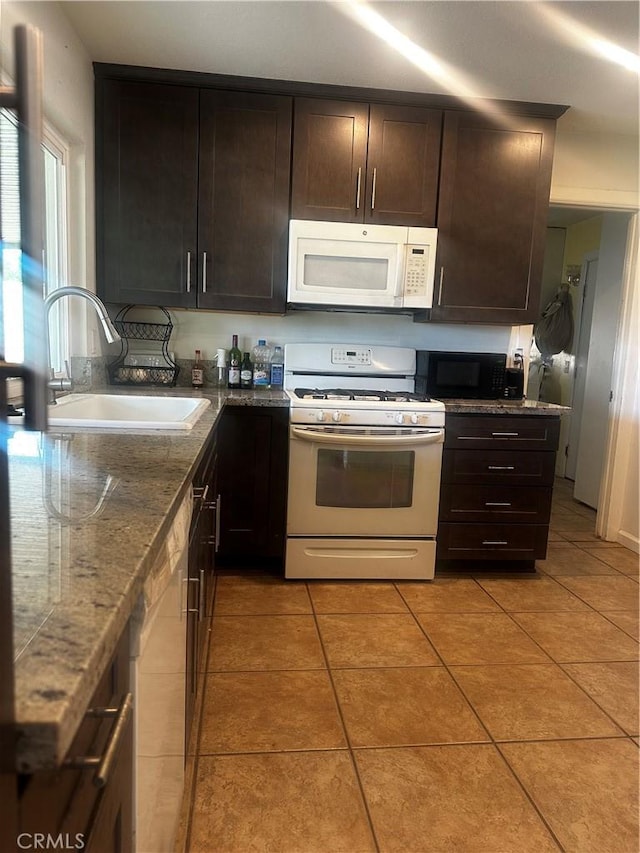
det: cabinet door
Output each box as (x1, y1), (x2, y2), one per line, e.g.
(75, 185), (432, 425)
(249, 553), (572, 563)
(291, 98), (369, 222)
(97, 80), (199, 307)
(217, 407), (288, 561)
(431, 111), (555, 324)
(365, 104), (441, 227)
(198, 90), (292, 313)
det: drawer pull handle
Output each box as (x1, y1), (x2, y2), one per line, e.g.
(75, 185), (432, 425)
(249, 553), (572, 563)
(487, 465), (515, 471)
(64, 692), (133, 788)
(482, 540), (509, 546)
(485, 501), (512, 507)
(491, 432), (519, 437)
(193, 484), (209, 502)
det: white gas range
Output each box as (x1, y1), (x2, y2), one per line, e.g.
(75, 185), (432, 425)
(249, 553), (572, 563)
(284, 344), (445, 580)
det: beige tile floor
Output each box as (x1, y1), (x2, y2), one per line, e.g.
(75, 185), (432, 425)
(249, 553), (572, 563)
(184, 478), (639, 853)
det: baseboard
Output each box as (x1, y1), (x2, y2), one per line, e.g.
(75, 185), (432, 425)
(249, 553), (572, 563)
(616, 530), (640, 554)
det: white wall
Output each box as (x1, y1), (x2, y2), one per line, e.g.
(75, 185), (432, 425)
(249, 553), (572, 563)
(552, 123), (639, 210)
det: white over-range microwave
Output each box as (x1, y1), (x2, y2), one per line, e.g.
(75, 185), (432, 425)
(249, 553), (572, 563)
(287, 219), (438, 310)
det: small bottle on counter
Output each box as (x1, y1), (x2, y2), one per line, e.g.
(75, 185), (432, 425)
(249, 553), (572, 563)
(228, 335), (241, 389)
(215, 348), (228, 388)
(240, 352), (253, 388)
(252, 339), (271, 387)
(269, 345), (284, 388)
(191, 349), (204, 388)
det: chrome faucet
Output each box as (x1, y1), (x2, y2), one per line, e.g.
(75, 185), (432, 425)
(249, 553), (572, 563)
(44, 286), (120, 401)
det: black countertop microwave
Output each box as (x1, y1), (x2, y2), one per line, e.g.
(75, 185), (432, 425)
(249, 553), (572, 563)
(416, 351), (514, 399)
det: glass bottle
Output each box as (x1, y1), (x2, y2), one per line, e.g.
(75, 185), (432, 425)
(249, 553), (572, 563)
(191, 349), (204, 388)
(240, 352), (253, 388)
(228, 335), (241, 389)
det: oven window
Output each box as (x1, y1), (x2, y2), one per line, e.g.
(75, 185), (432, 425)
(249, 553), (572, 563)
(316, 449), (414, 508)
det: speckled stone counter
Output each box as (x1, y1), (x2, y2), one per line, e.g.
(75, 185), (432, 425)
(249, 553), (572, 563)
(442, 399), (570, 415)
(7, 387), (288, 772)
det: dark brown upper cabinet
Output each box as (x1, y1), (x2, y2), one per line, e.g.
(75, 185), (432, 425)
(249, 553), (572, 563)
(197, 91), (292, 313)
(429, 111), (556, 324)
(97, 80), (199, 307)
(96, 79), (292, 313)
(291, 98), (442, 227)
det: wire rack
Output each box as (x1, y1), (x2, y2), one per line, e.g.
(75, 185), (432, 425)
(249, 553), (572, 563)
(107, 305), (179, 387)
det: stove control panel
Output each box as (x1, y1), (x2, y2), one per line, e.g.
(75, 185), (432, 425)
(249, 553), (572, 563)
(331, 347), (372, 366)
(290, 408), (445, 427)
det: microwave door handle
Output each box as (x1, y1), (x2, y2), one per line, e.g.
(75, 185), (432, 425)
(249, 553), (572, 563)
(290, 426), (444, 447)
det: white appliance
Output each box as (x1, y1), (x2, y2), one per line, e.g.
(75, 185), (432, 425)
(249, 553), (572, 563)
(287, 219), (438, 310)
(284, 343), (445, 580)
(130, 492), (190, 852)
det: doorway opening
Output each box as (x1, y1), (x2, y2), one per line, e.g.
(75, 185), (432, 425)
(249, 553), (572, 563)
(531, 206), (635, 518)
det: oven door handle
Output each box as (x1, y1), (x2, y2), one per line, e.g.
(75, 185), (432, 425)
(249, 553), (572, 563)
(290, 426), (444, 447)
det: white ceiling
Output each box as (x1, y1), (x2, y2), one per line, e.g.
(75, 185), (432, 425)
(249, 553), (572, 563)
(60, 0), (639, 136)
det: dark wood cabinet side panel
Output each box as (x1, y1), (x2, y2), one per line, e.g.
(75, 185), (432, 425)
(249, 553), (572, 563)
(291, 98), (369, 222)
(97, 80), (199, 307)
(432, 111), (555, 324)
(198, 90), (292, 313)
(366, 104), (441, 227)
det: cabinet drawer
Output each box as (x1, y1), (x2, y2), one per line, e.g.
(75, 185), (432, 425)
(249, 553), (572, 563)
(444, 415), (560, 451)
(439, 485), (552, 524)
(442, 449), (556, 486)
(437, 523), (549, 560)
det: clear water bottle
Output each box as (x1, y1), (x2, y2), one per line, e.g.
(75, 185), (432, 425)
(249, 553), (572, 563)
(269, 345), (284, 388)
(252, 339), (272, 387)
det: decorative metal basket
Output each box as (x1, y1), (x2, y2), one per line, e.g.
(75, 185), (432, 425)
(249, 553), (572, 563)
(107, 305), (179, 387)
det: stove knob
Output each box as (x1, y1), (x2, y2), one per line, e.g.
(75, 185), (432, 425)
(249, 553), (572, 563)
(332, 411), (342, 422)
(316, 410), (326, 422)
(395, 412), (405, 425)
(410, 413), (419, 425)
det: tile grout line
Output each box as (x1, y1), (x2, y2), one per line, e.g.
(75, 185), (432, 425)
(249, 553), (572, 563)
(306, 582), (382, 853)
(392, 579), (625, 852)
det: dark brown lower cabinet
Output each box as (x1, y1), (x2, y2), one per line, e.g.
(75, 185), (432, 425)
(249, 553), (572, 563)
(186, 431), (218, 749)
(18, 625), (132, 852)
(437, 414), (560, 570)
(217, 406), (289, 566)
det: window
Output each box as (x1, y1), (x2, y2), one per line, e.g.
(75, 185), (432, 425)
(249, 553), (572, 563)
(0, 109), (69, 373)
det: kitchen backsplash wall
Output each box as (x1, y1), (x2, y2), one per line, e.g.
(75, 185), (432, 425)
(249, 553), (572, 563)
(115, 305), (517, 363)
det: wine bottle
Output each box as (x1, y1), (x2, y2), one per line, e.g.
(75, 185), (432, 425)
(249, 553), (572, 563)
(240, 352), (253, 389)
(228, 335), (241, 389)
(191, 349), (204, 388)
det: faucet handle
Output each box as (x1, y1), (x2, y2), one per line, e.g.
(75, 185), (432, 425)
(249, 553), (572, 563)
(64, 359), (71, 380)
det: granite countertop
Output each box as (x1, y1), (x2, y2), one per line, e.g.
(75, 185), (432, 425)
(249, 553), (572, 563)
(442, 399), (570, 415)
(8, 386), (288, 772)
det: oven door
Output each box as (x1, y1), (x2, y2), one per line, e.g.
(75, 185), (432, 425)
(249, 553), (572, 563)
(287, 424), (444, 537)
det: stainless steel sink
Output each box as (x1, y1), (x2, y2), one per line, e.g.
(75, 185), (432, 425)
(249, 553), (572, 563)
(47, 393), (210, 430)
